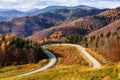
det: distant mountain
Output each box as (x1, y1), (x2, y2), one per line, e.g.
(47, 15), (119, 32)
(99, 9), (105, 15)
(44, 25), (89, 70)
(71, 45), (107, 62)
(26, 5), (97, 15)
(0, 8), (103, 37)
(69, 5), (97, 10)
(0, 5), (98, 21)
(27, 8), (40, 13)
(116, 7), (120, 10)
(26, 8), (40, 15)
(0, 9), (24, 21)
(28, 8), (120, 40)
(39, 6), (68, 12)
(27, 16), (106, 40)
(0, 9), (19, 11)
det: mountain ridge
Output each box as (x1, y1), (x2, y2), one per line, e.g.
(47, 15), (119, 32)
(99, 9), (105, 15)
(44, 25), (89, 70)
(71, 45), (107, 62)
(0, 5), (98, 21)
(28, 8), (120, 41)
(0, 8), (104, 37)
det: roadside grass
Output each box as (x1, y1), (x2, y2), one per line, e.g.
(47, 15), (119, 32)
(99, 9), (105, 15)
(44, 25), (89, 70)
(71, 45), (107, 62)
(3, 45), (120, 80)
(86, 48), (107, 64)
(0, 59), (48, 79)
(4, 45), (92, 80)
(46, 45), (90, 67)
(5, 62), (120, 80)
(75, 46), (92, 67)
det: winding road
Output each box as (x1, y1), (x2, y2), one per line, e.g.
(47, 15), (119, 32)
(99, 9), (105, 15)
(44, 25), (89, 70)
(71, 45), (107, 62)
(59, 44), (101, 68)
(9, 43), (100, 78)
(11, 45), (57, 77)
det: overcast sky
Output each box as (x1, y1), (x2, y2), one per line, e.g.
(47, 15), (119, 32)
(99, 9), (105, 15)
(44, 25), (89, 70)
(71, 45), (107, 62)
(0, 0), (120, 11)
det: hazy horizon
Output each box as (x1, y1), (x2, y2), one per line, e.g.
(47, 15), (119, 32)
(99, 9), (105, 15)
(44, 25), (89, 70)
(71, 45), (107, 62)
(0, 0), (120, 11)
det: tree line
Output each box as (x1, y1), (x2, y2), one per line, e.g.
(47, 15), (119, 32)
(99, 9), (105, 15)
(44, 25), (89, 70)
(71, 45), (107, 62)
(0, 34), (48, 67)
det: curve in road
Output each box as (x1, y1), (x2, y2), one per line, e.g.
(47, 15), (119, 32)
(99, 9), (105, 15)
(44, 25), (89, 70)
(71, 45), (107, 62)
(58, 44), (101, 68)
(11, 45), (57, 77)
(8, 43), (100, 79)
(77, 45), (101, 68)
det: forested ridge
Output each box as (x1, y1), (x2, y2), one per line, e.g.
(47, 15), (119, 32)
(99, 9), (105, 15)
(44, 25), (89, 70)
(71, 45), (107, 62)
(0, 34), (47, 67)
(67, 20), (120, 63)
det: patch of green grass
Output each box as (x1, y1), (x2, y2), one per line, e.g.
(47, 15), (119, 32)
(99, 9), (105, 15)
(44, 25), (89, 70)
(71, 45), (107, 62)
(0, 59), (48, 79)
(5, 63), (120, 80)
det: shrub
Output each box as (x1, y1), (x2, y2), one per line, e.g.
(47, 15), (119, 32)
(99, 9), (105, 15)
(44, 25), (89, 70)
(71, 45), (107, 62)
(106, 31), (111, 38)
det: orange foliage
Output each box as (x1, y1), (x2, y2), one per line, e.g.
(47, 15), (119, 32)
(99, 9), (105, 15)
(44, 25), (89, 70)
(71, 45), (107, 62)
(1, 42), (6, 51)
(50, 31), (63, 39)
(6, 41), (10, 46)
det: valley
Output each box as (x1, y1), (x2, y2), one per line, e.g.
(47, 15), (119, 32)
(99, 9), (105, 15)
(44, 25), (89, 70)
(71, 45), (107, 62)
(0, 3), (120, 80)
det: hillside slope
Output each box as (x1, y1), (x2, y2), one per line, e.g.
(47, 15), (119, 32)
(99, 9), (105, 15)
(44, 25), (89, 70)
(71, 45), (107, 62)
(0, 9), (24, 21)
(0, 8), (103, 37)
(28, 9), (120, 41)
(28, 18), (106, 40)
(85, 20), (120, 63)
(88, 20), (120, 37)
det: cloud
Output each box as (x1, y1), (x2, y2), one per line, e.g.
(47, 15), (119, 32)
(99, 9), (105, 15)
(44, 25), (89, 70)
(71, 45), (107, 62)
(0, 0), (120, 11)
(77, 0), (120, 9)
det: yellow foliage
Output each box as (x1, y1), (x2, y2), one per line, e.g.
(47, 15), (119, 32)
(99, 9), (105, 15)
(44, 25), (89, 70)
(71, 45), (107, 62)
(6, 41), (10, 46)
(5, 34), (9, 40)
(1, 42), (6, 51)
(103, 76), (111, 80)
(70, 22), (76, 27)
(50, 31), (63, 39)
(0, 38), (2, 41)
(5, 34), (14, 40)
(43, 37), (47, 42)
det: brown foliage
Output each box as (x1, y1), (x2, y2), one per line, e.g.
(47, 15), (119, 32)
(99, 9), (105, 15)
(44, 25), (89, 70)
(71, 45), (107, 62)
(29, 8), (120, 41)
(86, 24), (120, 63)
(47, 45), (89, 66)
(0, 34), (48, 67)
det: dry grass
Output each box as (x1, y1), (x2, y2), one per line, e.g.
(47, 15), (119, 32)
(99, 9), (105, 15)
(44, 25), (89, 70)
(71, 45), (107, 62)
(86, 48), (107, 64)
(47, 45), (90, 66)
(3, 45), (120, 80)
(5, 62), (120, 80)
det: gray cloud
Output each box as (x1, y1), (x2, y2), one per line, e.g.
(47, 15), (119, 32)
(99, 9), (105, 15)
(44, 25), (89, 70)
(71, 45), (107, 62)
(0, 0), (120, 11)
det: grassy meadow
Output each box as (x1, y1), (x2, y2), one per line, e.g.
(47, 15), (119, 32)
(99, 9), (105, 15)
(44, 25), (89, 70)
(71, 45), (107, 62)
(0, 59), (48, 79)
